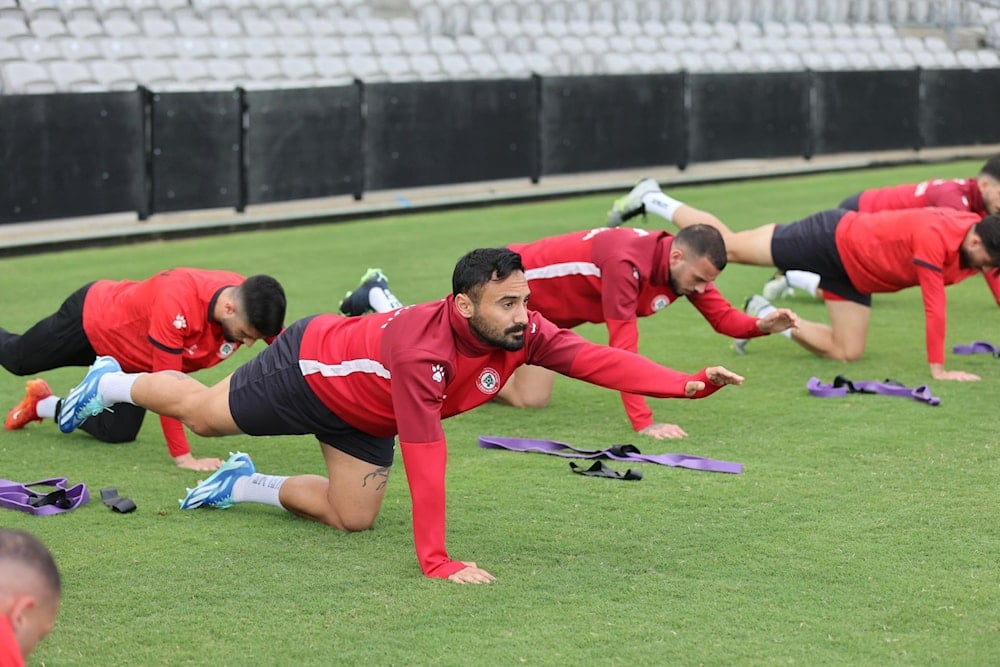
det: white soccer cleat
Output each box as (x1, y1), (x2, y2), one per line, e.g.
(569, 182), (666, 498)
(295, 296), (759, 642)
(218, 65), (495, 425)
(762, 273), (795, 301)
(606, 178), (662, 227)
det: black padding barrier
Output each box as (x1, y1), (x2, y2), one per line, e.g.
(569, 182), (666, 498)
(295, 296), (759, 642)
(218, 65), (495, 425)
(364, 79), (536, 190)
(150, 90), (241, 213)
(245, 84), (363, 204)
(689, 72), (810, 162)
(0, 91), (144, 224)
(920, 68), (1000, 148)
(812, 70), (920, 155)
(540, 73), (686, 175)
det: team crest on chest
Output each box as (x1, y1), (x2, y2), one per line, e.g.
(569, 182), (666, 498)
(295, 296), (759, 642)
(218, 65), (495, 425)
(651, 294), (671, 311)
(476, 367), (501, 394)
(217, 342), (235, 359)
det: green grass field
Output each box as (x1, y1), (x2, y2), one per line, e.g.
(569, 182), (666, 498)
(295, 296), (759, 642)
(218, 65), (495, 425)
(2, 160), (998, 665)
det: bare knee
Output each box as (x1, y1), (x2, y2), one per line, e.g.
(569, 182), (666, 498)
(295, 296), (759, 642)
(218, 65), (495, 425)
(823, 348), (864, 362)
(322, 510), (377, 532)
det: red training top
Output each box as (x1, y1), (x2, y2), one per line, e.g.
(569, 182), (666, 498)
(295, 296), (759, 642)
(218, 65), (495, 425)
(507, 226), (760, 430)
(857, 178), (1000, 304)
(835, 208), (984, 365)
(0, 616), (25, 667)
(82, 268), (252, 457)
(298, 297), (725, 578)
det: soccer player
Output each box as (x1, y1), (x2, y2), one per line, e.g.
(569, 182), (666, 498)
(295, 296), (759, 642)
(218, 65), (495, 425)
(0, 529), (61, 666)
(738, 156), (1000, 301)
(606, 181), (1000, 380)
(57, 248), (745, 583)
(1, 268), (286, 471)
(338, 226), (798, 440)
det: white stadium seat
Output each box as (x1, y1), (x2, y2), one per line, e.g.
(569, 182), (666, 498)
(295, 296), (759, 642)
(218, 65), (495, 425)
(2, 60), (57, 92)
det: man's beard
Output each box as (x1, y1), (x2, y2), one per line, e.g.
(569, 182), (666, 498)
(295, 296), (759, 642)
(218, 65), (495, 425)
(469, 312), (526, 351)
(959, 246), (973, 269)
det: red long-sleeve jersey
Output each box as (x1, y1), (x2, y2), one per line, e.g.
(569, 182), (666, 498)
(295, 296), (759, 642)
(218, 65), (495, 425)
(298, 297), (725, 578)
(82, 268), (251, 457)
(507, 227), (760, 430)
(834, 208), (983, 365)
(858, 178), (985, 214)
(857, 178), (1000, 304)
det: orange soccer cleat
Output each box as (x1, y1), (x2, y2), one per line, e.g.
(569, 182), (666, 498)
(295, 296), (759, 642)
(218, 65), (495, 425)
(4, 378), (53, 430)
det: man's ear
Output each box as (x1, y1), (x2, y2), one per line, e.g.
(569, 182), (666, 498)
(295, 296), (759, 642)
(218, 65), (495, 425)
(454, 293), (474, 319)
(10, 594), (36, 631)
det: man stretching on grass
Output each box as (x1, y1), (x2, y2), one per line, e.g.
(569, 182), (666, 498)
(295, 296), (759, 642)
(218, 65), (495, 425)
(1, 268), (286, 470)
(339, 226), (797, 440)
(757, 155), (1000, 303)
(57, 248), (744, 584)
(606, 179), (1000, 381)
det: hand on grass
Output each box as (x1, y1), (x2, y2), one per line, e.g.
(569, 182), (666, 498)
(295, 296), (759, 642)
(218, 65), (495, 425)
(929, 364), (980, 382)
(639, 422), (687, 439)
(174, 453), (224, 471)
(447, 562), (496, 584)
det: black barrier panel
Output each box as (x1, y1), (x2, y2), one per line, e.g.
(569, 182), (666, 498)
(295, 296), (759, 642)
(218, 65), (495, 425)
(245, 84), (363, 204)
(920, 68), (1000, 148)
(540, 74), (686, 175)
(689, 72), (810, 162)
(364, 79), (536, 190)
(0, 91), (144, 224)
(150, 90), (240, 213)
(813, 70), (920, 155)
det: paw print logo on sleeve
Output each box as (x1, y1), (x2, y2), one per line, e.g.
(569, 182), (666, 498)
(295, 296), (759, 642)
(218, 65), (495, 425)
(431, 364), (445, 383)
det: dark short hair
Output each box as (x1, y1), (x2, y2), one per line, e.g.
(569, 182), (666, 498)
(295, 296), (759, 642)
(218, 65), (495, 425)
(0, 529), (61, 599)
(674, 224), (728, 270)
(452, 248), (525, 301)
(237, 275), (286, 336)
(975, 214), (1000, 267)
(980, 155), (1000, 181)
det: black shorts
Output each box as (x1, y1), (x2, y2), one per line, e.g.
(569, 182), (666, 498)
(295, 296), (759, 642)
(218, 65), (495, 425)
(770, 208), (872, 306)
(228, 316), (396, 467)
(838, 192), (861, 211)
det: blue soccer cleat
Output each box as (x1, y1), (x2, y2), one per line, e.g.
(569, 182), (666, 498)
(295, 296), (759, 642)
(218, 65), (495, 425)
(58, 355), (121, 433)
(178, 451), (255, 510)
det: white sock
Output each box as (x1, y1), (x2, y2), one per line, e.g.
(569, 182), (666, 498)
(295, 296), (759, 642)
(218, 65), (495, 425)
(755, 302), (777, 318)
(97, 372), (142, 405)
(36, 395), (59, 419)
(785, 270), (821, 298)
(232, 473), (288, 508)
(643, 192), (685, 222)
(369, 287), (402, 313)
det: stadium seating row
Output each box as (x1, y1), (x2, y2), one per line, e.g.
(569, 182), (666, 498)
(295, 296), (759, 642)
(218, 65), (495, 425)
(0, 0), (997, 93)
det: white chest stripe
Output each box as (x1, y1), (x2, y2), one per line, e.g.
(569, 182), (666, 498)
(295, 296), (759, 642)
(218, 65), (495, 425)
(524, 262), (601, 280)
(299, 358), (391, 380)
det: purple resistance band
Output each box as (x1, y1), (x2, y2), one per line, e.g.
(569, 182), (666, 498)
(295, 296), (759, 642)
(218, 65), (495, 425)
(806, 376), (940, 406)
(0, 478), (90, 515)
(478, 436), (743, 474)
(952, 340), (1000, 357)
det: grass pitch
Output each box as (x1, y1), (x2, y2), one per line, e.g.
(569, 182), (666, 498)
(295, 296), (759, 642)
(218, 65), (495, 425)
(2, 160), (998, 665)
